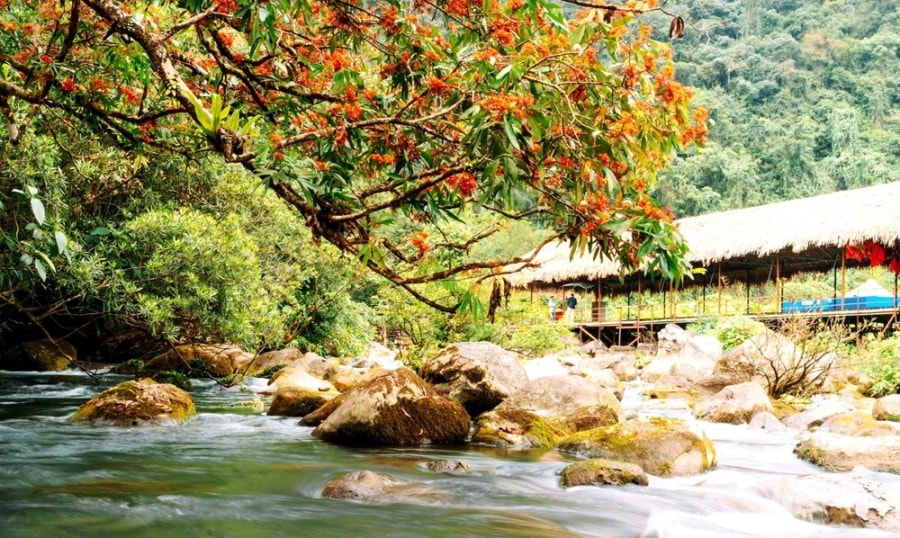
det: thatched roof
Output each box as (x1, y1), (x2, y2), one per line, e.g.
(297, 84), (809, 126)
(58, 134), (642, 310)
(511, 181), (900, 292)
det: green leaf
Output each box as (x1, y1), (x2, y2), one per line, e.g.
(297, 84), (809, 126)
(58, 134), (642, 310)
(502, 116), (521, 151)
(30, 198), (46, 226)
(54, 231), (68, 254)
(34, 258), (47, 281)
(90, 226), (111, 236)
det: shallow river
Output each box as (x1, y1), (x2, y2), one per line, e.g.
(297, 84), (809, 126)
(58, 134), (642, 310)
(0, 370), (896, 538)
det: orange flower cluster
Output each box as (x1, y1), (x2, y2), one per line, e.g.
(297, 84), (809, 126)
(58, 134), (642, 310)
(489, 20), (518, 46)
(446, 172), (477, 197)
(446, 0), (470, 17)
(480, 93), (533, 120)
(118, 85), (140, 105)
(427, 76), (452, 96)
(410, 231), (430, 256)
(60, 78), (76, 92)
(369, 152), (396, 166)
(214, 0), (238, 15)
(380, 6), (401, 34)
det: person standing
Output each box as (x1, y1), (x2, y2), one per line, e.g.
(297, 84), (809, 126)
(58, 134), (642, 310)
(547, 296), (558, 321)
(565, 292), (578, 321)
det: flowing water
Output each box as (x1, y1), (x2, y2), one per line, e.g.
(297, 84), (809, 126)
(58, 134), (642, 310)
(1, 370), (897, 538)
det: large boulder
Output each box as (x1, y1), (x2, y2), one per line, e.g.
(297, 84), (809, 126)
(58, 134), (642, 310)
(755, 475), (900, 532)
(711, 330), (835, 395)
(818, 411), (900, 437)
(872, 394), (900, 422)
(471, 375), (623, 449)
(71, 378), (195, 426)
(694, 382), (774, 424)
(783, 398), (854, 431)
(312, 368), (470, 446)
(321, 470), (446, 503)
(560, 458), (649, 487)
(2, 339), (76, 371)
(239, 348), (301, 377)
(267, 370), (339, 417)
(795, 432), (900, 472)
(558, 417), (717, 477)
(142, 343), (252, 377)
(268, 359), (339, 393)
(640, 325), (721, 385)
(420, 342), (528, 415)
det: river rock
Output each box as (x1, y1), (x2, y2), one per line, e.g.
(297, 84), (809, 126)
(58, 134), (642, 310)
(2, 339), (76, 371)
(523, 356), (569, 379)
(240, 348), (301, 377)
(142, 343), (252, 377)
(783, 398), (854, 431)
(71, 378), (195, 426)
(570, 360), (624, 399)
(560, 458), (649, 487)
(419, 342), (528, 415)
(755, 475), (900, 532)
(558, 417), (717, 477)
(794, 431), (900, 472)
(327, 366), (390, 392)
(748, 411), (787, 432)
(267, 371), (339, 417)
(872, 394), (900, 422)
(640, 328), (719, 385)
(321, 470), (446, 503)
(470, 375), (623, 449)
(268, 361), (339, 394)
(711, 330), (834, 394)
(694, 382), (774, 424)
(312, 368), (470, 446)
(818, 411), (900, 436)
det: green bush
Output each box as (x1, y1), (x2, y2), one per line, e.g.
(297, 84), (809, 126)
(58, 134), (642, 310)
(688, 315), (766, 351)
(856, 335), (900, 397)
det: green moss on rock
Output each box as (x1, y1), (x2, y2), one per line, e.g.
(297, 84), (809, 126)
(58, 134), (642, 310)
(561, 458), (649, 487)
(71, 378), (196, 426)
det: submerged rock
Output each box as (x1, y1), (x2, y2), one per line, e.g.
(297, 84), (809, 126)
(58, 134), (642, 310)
(419, 341), (528, 416)
(561, 458), (648, 487)
(558, 416), (716, 477)
(71, 378), (195, 426)
(312, 368), (470, 446)
(321, 470), (447, 503)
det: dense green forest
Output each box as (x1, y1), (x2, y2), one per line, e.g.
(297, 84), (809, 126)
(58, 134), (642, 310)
(0, 0), (897, 365)
(653, 0), (900, 215)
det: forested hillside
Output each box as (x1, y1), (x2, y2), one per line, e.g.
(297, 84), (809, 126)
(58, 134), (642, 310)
(651, 0), (900, 216)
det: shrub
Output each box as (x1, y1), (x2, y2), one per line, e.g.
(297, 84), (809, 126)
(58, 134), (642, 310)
(855, 335), (900, 397)
(689, 315), (766, 350)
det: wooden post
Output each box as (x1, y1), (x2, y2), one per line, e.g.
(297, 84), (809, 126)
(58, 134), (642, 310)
(840, 251), (846, 310)
(745, 269), (751, 314)
(717, 264), (723, 315)
(776, 254), (782, 313)
(594, 280), (602, 321)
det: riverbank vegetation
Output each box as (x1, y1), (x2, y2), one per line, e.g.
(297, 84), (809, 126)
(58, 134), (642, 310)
(1, 1), (897, 384)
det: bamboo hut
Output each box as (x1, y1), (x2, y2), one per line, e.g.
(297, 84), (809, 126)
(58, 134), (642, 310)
(510, 181), (900, 319)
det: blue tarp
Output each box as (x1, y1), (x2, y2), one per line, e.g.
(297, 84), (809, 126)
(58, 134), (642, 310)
(782, 296), (898, 313)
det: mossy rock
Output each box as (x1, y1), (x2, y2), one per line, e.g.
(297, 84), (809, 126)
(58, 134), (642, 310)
(312, 368), (471, 446)
(561, 458), (649, 487)
(267, 386), (335, 417)
(471, 408), (567, 449)
(558, 416), (717, 477)
(71, 378), (196, 426)
(2, 339), (76, 371)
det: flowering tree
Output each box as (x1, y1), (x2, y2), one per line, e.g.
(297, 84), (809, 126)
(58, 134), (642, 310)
(0, 0), (706, 312)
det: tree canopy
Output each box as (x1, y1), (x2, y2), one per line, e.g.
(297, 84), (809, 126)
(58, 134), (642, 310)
(0, 0), (706, 315)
